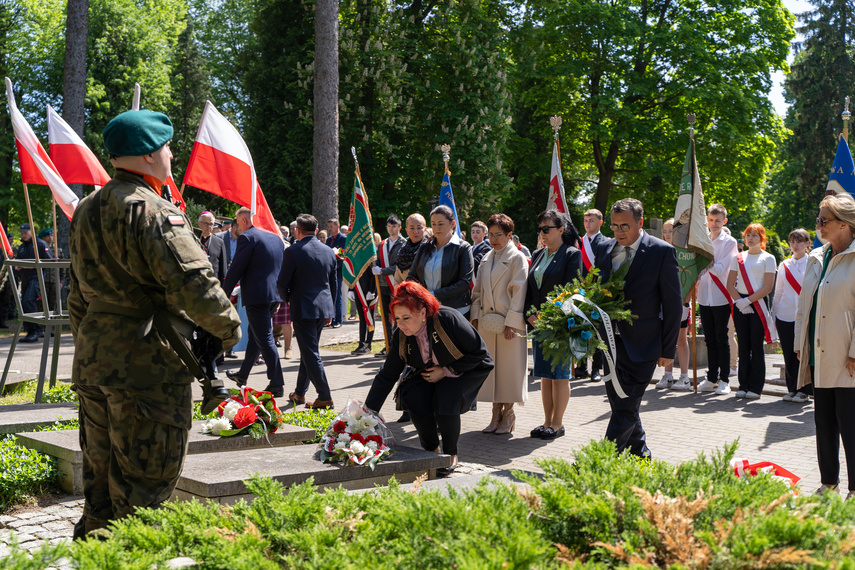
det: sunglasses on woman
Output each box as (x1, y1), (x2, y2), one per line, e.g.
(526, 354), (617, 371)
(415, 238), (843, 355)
(536, 225), (561, 234)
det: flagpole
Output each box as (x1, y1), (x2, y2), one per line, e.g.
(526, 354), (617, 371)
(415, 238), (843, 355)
(687, 112), (699, 393)
(351, 147), (381, 341)
(441, 143), (451, 175)
(132, 83), (141, 111)
(51, 199), (58, 259)
(843, 97), (850, 145)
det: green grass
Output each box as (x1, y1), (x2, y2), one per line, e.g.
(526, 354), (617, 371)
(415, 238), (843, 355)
(0, 380), (77, 405)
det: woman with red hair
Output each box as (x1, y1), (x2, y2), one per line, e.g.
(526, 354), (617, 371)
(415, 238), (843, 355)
(726, 223), (777, 399)
(365, 281), (494, 476)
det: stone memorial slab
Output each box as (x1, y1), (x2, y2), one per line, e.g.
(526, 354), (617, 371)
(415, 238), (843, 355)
(0, 403), (78, 434)
(173, 445), (452, 505)
(16, 421), (316, 494)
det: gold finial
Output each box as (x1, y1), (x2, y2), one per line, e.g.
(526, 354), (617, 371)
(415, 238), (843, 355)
(687, 113), (696, 139)
(550, 115), (562, 140)
(351, 146), (358, 170)
(441, 143), (451, 166)
(844, 98), (851, 144)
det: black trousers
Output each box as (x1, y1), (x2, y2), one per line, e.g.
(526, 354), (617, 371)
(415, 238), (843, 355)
(604, 338), (655, 459)
(403, 378), (462, 456)
(776, 318), (812, 395)
(238, 302), (284, 388)
(577, 350), (604, 374)
(699, 304), (731, 384)
(293, 317), (332, 400)
(356, 299), (375, 346)
(814, 384), (855, 490)
(732, 309), (766, 394)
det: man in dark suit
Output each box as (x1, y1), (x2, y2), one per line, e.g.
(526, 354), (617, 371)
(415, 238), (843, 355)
(325, 217), (347, 327)
(223, 207), (285, 396)
(197, 212), (227, 283)
(577, 208), (606, 381)
(279, 214), (337, 409)
(593, 198), (682, 459)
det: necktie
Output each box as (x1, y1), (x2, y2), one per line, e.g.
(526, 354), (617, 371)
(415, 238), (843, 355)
(624, 245), (633, 266)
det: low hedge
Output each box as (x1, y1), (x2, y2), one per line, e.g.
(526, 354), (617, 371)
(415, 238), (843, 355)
(4, 440), (855, 568)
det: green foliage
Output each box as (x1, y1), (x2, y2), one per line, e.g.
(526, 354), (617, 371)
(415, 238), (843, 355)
(41, 381), (77, 404)
(0, 538), (68, 570)
(0, 435), (59, 511)
(281, 407), (338, 443)
(192, 400), (218, 421)
(35, 417), (79, 431)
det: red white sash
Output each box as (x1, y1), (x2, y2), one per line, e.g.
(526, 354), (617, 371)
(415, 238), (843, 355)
(736, 253), (777, 342)
(709, 274), (734, 314)
(783, 262), (802, 295)
(377, 239), (395, 290)
(581, 234), (595, 271)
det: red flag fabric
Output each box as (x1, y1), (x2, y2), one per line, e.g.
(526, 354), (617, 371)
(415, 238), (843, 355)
(163, 175), (187, 212)
(46, 105), (111, 187)
(546, 139), (568, 214)
(0, 220), (13, 258)
(183, 101), (278, 234)
(6, 77), (79, 220)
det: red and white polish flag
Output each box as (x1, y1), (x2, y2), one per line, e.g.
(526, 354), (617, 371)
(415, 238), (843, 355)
(183, 101), (278, 234)
(0, 220), (14, 258)
(5, 77), (79, 220)
(46, 104), (111, 188)
(546, 139), (568, 214)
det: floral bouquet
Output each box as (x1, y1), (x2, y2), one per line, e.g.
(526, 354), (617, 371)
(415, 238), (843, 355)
(332, 247), (345, 261)
(318, 398), (395, 470)
(528, 266), (635, 372)
(201, 386), (285, 439)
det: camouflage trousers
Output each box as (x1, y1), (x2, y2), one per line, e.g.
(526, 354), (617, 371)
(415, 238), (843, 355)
(72, 383), (192, 540)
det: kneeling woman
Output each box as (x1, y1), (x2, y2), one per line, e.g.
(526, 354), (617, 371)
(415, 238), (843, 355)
(365, 282), (494, 475)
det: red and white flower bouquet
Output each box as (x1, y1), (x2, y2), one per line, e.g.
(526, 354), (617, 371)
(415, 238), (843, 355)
(319, 398), (395, 470)
(201, 386), (284, 439)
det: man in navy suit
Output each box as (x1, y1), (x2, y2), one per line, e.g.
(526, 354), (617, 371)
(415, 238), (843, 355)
(325, 218), (347, 327)
(279, 214), (338, 409)
(197, 212), (227, 283)
(223, 207), (285, 396)
(593, 198), (682, 459)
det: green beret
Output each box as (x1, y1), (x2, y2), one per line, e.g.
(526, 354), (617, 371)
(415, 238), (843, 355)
(38, 228), (53, 238)
(103, 110), (173, 157)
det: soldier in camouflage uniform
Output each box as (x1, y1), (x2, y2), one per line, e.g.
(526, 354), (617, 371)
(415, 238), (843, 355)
(68, 110), (241, 539)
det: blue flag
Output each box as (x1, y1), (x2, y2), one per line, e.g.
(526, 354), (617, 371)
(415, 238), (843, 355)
(439, 169), (463, 239)
(816, 136), (855, 247)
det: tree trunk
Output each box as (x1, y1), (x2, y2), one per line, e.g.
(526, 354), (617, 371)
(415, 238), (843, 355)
(0, 4), (13, 232)
(60, 0), (89, 257)
(593, 139), (619, 215)
(312, 0), (339, 224)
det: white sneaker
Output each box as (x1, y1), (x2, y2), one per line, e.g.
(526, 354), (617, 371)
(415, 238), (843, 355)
(730, 368), (738, 377)
(735, 390), (747, 398)
(782, 392), (795, 402)
(745, 391), (761, 400)
(697, 379), (717, 392)
(671, 377), (692, 391)
(715, 383), (731, 395)
(656, 375), (674, 389)
(791, 392), (810, 404)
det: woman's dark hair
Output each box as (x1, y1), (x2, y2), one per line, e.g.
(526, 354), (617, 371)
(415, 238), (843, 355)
(390, 281), (441, 317)
(536, 210), (580, 247)
(487, 213), (514, 234)
(429, 205), (455, 222)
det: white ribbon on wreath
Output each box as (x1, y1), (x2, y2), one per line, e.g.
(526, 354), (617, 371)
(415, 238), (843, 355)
(564, 294), (626, 399)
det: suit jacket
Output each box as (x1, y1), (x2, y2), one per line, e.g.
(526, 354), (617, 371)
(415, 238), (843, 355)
(223, 226), (283, 304)
(524, 243), (583, 325)
(222, 230), (236, 267)
(472, 240), (492, 277)
(278, 235), (337, 320)
(202, 233), (227, 283)
(408, 238), (474, 309)
(593, 231), (682, 363)
(365, 306), (494, 415)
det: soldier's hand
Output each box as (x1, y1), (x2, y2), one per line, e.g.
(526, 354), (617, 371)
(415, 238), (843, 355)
(222, 326), (242, 350)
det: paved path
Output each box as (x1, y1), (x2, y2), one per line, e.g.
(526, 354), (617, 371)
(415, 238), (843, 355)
(0, 319), (841, 558)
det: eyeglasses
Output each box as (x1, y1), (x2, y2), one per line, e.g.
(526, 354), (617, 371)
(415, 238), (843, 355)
(609, 223), (632, 232)
(488, 232), (506, 239)
(536, 225), (560, 234)
(816, 216), (838, 227)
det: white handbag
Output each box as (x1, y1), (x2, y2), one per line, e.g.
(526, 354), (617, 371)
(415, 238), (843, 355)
(478, 313), (506, 335)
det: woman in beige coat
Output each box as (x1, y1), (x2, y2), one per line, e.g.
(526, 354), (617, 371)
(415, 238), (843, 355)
(470, 214), (528, 434)
(794, 193), (855, 498)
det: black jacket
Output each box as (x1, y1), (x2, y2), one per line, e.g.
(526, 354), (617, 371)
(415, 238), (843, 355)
(365, 306), (493, 415)
(524, 243), (583, 327)
(16, 237), (53, 281)
(408, 238), (473, 309)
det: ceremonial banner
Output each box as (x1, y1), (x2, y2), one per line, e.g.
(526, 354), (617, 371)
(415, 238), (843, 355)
(46, 105), (111, 187)
(162, 175), (187, 212)
(183, 101), (278, 234)
(0, 221), (13, 258)
(815, 136), (855, 247)
(546, 139), (568, 213)
(5, 78), (79, 220)
(672, 137), (714, 300)
(438, 168), (463, 239)
(342, 169), (378, 331)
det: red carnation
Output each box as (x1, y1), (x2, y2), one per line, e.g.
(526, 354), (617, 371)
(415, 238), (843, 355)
(333, 420), (347, 434)
(366, 435), (383, 445)
(351, 433), (366, 444)
(233, 406), (258, 429)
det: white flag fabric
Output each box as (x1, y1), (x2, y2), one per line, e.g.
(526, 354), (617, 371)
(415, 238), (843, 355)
(47, 105), (111, 187)
(546, 139), (568, 213)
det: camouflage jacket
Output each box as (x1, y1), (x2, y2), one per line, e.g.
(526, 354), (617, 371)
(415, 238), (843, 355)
(68, 169), (241, 388)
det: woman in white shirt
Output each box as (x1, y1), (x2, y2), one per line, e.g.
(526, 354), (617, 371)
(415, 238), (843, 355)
(726, 223), (777, 399)
(772, 228), (812, 403)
